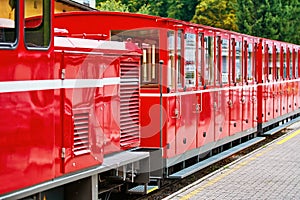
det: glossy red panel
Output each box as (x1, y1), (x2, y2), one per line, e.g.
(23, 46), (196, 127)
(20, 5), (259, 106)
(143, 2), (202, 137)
(215, 89), (230, 141)
(140, 95), (162, 148)
(273, 82), (281, 118)
(0, 90), (56, 194)
(229, 85), (242, 136)
(175, 93), (197, 155)
(197, 90), (214, 147)
(242, 85), (252, 131)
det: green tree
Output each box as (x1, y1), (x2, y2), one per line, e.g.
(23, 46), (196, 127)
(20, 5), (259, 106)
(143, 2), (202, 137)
(191, 0), (238, 31)
(96, 0), (153, 14)
(96, 0), (129, 12)
(251, 0), (280, 40)
(279, 0), (300, 44)
(167, 0), (199, 21)
(236, 0), (255, 34)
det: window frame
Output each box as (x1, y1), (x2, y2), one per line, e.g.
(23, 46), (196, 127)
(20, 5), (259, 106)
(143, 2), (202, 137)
(24, 0), (51, 50)
(0, 0), (18, 49)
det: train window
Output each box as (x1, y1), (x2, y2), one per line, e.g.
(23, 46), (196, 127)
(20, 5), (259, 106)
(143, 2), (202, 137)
(198, 33), (203, 86)
(24, 0), (51, 49)
(216, 36), (221, 85)
(177, 30), (183, 88)
(283, 48), (287, 79)
(295, 50), (299, 78)
(276, 46), (280, 80)
(268, 45), (273, 81)
(111, 29), (159, 87)
(221, 38), (229, 84)
(184, 33), (196, 87)
(247, 43), (254, 81)
(289, 49), (293, 79)
(253, 43), (258, 81)
(168, 31), (175, 89)
(204, 35), (214, 85)
(235, 41), (242, 83)
(0, 0), (17, 46)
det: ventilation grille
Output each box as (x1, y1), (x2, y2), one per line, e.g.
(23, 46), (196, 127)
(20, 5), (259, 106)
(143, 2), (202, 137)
(73, 112), (90, 156)
(120, 59), (140, 147)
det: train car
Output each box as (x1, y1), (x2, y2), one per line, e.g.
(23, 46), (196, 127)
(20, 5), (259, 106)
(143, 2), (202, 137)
(54, 11), (300, 178)
(1, 1), (300, 200)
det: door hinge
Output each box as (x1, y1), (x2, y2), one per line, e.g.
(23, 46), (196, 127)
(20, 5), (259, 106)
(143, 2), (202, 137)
(61, 147), (66, 159)
(61, 69), (65, 80)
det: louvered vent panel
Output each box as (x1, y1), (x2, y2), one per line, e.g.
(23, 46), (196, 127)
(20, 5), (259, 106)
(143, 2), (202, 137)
(73, 112), (90, 156)
(120, 59), (140, 147)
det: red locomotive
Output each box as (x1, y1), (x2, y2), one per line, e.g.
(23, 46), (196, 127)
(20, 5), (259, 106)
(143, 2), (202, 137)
(1, 1), (300, 199)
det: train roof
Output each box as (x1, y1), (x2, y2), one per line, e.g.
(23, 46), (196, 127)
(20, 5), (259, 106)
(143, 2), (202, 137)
(54, 11), (300, 48)
(54, 34), (141, 55)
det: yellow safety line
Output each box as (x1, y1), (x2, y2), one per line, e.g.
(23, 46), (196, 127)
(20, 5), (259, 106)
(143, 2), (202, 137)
(147, 186), (159, 194)
(277, 129), (300, 145)
(179, 147), (273, 200)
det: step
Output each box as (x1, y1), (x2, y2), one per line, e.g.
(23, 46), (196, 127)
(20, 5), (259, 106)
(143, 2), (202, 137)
(128, 185), (159, 194)
(263, 116), (300, 136)
(168, 137), (265, 179)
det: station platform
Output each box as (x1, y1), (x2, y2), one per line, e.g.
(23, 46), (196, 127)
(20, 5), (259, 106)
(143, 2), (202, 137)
(164, 123), (300, 200)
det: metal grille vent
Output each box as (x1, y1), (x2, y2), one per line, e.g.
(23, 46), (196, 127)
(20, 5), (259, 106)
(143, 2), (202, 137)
(120, 60), (140, 147)
(73, 112), (90, 156)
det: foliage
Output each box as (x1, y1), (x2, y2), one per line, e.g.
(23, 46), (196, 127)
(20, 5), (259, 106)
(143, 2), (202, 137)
(95, 0), (300, 44)
(96, 0), (129, 12)
(191, 0), (238, 31)
(236, 0), (300, 44)
(166, 0), (199, 21)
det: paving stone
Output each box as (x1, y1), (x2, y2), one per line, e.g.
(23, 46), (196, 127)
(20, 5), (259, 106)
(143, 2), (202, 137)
(164, 130), (300, 200)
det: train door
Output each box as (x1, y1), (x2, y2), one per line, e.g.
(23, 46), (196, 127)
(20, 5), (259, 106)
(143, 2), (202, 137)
(264, 41), (274, 122)
(229, 35), (242, 136)
(196, 32), (206, 148)
(214, 33), (230, 141)
(281, 45), (288, 116)
(273, 44), (281, 119)
(174, 29), (197, 156)
(166, 30), (176, 158)
(197, 31), (215, 146)
(242, 38), (255, 131)
(295, 49), (300, 110)
(287, 47), (294, 113)
(23, 0), (57, 181)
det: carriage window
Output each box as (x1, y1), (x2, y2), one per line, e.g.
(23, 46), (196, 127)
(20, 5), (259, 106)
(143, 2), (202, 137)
(177, 30), (183, 88)
(276, 46), (280, 80)
(204, 35), (214, 85)
(262, 45), (267, 81)
(222, 39), (229, 84)
(253, 43), (258, 81)
(295, 50), (299, 78)
(247, 43), (254, 81)
(216, 36), (221, 85)
(198, 33), (203, 86)
(283, 48), (287, 79)
(111, 29), (159, 87)
(289, 49), (293, 79)
(24, 0), (51, 49)
(184, 33), (196, 87)
(168, 31), (175, 89)
(268, 45), (273, 80)
(0, 0), (17, 46)
(235, 41), (242, 82)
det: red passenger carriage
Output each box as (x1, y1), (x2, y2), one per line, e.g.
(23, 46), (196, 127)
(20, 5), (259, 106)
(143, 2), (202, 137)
(1, 1), (300, 199)
(53, 11), (300, 170)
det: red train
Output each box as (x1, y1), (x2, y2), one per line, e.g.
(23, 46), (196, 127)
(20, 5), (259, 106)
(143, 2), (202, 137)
(1, 1), (300, 199)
